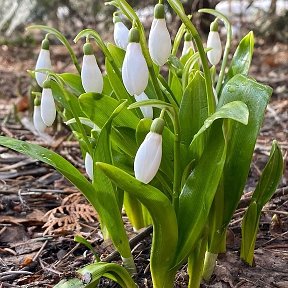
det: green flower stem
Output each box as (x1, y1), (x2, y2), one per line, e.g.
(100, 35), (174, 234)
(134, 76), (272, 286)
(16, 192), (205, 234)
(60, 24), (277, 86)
(199, 9), (232, 95)
(167, 0), (215, 115)
(74, 29), (123, 81)
(109, 0), (164, 101)
(48, 72), (92, 156)
(27, 25), (81, 74)
(187, 236), (207, 288)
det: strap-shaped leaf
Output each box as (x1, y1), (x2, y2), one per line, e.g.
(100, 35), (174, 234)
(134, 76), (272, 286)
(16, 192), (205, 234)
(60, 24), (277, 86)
(179, 71), (208, 147)
(0, 136), (98, 212)
(96, 162), (178, 287)
(92, 100), (133, 260)
(79, 92), (139, 129)
(251, 141), (283, 207)
(77, 262), (137, 288)
(175, 121), (227, 266)
(241, 141), (283, 265)
(107, 43), (125, 68)
(60, 73), (85, 95)
(218, 74), (272, 229)
(224, 31), (254, 84)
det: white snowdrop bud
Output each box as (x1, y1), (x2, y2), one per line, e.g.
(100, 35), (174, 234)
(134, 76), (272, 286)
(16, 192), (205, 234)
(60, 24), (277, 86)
(182, 32), (195, 57)
(207, 20), (222, 66)
(85, 152), (94, 180)
(134, 117), (165, 184)
(41, 79), (56, 126)
(148, 4), (171, 66)
(134, 92), (153, 119)
(35, 38), (52, 88)
(122, 28), (149, 96)
(113, 15), (129, 50)
(33, 95), (47, 134)
(81, 43), (103, 93)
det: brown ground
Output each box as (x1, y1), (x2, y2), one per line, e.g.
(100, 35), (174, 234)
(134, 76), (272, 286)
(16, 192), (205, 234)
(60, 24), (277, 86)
(0, 38), (287, 288)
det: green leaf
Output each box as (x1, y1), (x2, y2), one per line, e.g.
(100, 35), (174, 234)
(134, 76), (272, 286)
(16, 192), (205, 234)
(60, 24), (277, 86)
(0, 136), (99, 214)
(179, 71), (208, 147)
(225, 31), (254, 84)
(74, 235), (100, 260)
(218, 74), (272, 229)
(60, 73), (84, 95)
(96, 162), (178, 288)
(240, 201), (259, 266)
(175, 121), (226, 266)
(107, 42), (125, 67)
(105, 58), (131, 101)
(190, 100), (249, 147)
(92, 100), (132, 259)
(251, 141), (283, 207)
(79, 93), (139, 129)
(77, 262), (137, 288)
(53, 278), (84, 288)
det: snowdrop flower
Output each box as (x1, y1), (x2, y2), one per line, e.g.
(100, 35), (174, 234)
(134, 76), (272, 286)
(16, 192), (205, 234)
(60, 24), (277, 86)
(35, 37), (52, 88)
(81, 42), (103, 93)
(148, 4), (171, 66)
(113, 15), (129, 50)
(134, 92), (153, 119)
(85, 152), (93, 180)
(134, 117), (165, 184)
(33, 95), (47, 134)
(182, 32), (195, 57)
(41, 78), (56, 126)
(207, 20), (222, 66)
(122, 28), (149, 96)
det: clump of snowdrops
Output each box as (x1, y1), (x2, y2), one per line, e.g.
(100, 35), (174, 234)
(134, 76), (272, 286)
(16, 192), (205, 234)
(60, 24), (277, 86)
(0, 0), (283, 287)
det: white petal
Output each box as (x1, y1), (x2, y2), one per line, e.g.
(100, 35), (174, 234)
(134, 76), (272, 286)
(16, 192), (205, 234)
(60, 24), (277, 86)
(122, 43), (149, 96)
(114, 22), (129, 50)
(135, 92), (153, 119)
(81, 55), (103, 93)
(182, 41), (194, 57)
(41, 88), (56, 126)
(207, 31), (222, 66)
(148, 19), (171, 66)
(134, 132), (162, 184)
(33, 105), (47, 133)
(85, 153), (94, 180)
(35, 49), (52, 87)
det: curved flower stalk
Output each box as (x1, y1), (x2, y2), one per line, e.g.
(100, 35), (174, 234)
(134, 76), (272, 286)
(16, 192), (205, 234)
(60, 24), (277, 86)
(134, 117), (164, 184)
(85, 152), (94, 180)
(33, 95), (47, 134)
(41, 78), (56, 126)
(207, 20), (222, 66)
(149, 3), (171, 66)
(81, 42), (103, 93)
(122, 28), (149, 96)
(134, 92), (153, 119)
(35, 36), (52, 87)
(113, 14), (129, 50)
(182, 32), (195, 57)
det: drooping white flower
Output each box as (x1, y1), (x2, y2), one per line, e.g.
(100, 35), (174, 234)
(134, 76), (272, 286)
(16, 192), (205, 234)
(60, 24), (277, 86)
(134, 117), (164, 184)
(181, 32), (195, 57)
(33, 96), (47, 134)
(81, 43), (103, 93)
(85, 152), (93, 180)
(113, 15), (129, 50)
(41, 79), (56, 127)
(122, 28), (149, 96)
(148, 4), (171, 66)
(207, 20), (222, 66)
(35, 38), (52, 88)
(134, 92), (153, 119)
